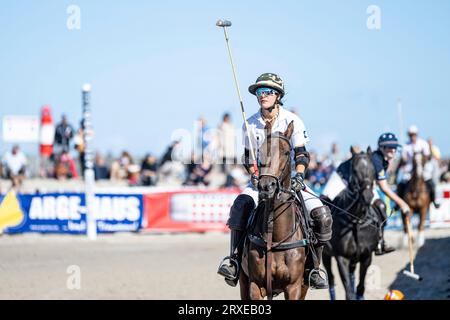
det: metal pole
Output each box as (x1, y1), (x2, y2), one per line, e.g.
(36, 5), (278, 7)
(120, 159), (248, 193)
(397, 98), (404, 145)
(82, 83), (97, 240)
(217, 20), (259, 175)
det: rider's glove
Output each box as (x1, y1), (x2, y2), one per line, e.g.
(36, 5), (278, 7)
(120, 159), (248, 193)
(291, 172), (306, 192)
(250, 173), (259, 188)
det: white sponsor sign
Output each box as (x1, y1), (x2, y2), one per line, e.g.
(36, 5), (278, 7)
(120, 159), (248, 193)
(430, 183), (450, 229)
(2, 115), (39, 142)
(170, 193), (234, 223)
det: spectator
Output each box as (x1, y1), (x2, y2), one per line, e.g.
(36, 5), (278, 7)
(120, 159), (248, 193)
(159, 140), (180, 167)
(94, 153), (109, 180)
(223, 164), (248, 188)
(427, 137), (441, 186)
(109, 160), (122, 180)
(54, 114), (75, 154)
(428, 137), (441, 161)
(196, 117), (215, 162)
(109, 151), (134, 180)
(329, 142), (344, 169)
(54, 150), (78, 180)
(73, 123), (85, 175)
(441, 161), (450, 183)
(217, 113), (237, 173)
(141, 154), (158, 186)
(183, 156), (213, 186)
(127, 164), (141, 186)
(2, 145), (27, 189)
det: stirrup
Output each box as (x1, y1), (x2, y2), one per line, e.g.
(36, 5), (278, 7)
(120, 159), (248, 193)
(308, 267), (329, 289)
(217, 256), (240, 281)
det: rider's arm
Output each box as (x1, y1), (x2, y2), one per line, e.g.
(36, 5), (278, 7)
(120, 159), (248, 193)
(242, 148), (256, 175)
(377, 179), (410, 213)
(294, 145), (310, 174)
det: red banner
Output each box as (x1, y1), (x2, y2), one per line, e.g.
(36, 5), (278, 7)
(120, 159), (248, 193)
(143, 188), (241, 232)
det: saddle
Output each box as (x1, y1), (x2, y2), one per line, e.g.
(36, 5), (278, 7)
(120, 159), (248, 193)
(245, 196), (312, 255)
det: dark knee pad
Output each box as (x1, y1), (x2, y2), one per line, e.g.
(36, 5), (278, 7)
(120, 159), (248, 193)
(227, 194), (255, 231)
(310, 206), (333, 245)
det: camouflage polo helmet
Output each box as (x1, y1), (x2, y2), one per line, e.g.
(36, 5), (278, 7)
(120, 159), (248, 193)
(248, 73), (285, 98)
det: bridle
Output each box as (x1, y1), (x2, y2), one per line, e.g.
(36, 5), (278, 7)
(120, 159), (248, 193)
(349, 154), (374, 194)
(343, 154), (375, 216)
(249, 132), (309, 301)
(257, 133), (293, 200)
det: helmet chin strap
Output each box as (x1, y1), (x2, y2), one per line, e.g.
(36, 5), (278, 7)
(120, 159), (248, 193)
(262, 96), (281, 113)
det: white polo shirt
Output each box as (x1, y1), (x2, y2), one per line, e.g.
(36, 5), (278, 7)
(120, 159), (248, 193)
(400, 138), (431, 181)
(243, 106), (310, 166)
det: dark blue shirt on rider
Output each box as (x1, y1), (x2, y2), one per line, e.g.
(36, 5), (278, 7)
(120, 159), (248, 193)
(336, 150), (388, 183)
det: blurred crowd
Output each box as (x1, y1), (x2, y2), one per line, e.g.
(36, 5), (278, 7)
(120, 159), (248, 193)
(2, 113), (450, 191)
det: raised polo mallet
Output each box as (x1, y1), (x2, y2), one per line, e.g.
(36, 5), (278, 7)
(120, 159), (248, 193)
(403, 215), (423, 281)
(216, 19), (259, 176)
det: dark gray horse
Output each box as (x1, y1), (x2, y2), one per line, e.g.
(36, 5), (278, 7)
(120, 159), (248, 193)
(322, 149), (380, 300)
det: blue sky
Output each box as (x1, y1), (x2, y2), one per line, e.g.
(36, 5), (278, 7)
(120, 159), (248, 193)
(1, 0), (449, 159)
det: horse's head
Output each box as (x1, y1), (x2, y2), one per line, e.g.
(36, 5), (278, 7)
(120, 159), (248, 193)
(258, 121), (293, 200)
(349, 147), (376, 206)
(413, 152), (426, 178)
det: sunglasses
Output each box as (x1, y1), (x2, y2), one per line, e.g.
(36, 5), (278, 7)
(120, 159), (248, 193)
(255, 87), (278, 97)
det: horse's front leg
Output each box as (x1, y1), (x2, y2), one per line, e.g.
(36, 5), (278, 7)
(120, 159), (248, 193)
(356, 254), (372, 300)
(322, 252), (336, 300)
(349, 261), (357, 294)
(284, 281), (303, 300)
(239, 270), (250, 300)
(335, 255), (355, 300)
(249, 281), (264, 300)
(418, 206), (427, 247)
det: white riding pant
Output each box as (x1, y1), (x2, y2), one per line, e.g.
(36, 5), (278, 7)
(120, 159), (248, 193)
(241, 183), (324, 213)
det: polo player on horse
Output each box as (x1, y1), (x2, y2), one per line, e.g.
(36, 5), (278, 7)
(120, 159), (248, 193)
(322, 133), (412, 255)
(217, 73), (333, 289)
(397, 125), (440, 210)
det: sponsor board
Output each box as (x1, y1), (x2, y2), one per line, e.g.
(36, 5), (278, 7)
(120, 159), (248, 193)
(0, 193), (143, 234)
(144, 189), (240, 232)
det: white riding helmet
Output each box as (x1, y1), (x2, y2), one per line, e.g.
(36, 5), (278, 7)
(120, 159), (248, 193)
(408, 125), (419, 135)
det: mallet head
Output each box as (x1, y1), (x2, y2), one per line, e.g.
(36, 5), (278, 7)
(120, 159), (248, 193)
(216, 19), (232, 27)
(403, 270), (423, 281)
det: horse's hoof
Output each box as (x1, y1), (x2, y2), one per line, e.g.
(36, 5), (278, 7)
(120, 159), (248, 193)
(356, 295), (365, 300)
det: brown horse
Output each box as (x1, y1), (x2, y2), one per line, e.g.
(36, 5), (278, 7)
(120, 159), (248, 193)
(239, 121), (309, 300)
(401, 152), (430, 246)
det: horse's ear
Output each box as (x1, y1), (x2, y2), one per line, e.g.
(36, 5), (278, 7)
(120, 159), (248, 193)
(367, 146), (372, 155)
(350, 145), (361, 156)
(284, 121), (294, 139)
